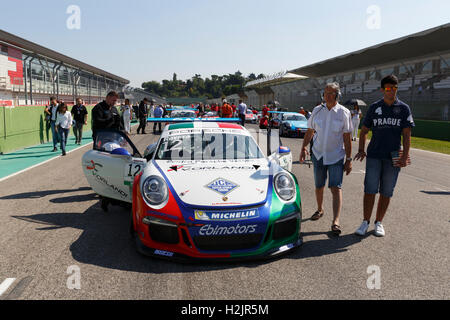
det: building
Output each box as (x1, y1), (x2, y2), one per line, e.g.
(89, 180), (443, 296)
(0, 29), (130, 107)
(245, 23), (450, 122)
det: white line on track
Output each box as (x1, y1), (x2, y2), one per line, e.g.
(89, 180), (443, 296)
(410, 147), (450, 157)
(0, 142), (93, 183)
(0, 278), (16, 297)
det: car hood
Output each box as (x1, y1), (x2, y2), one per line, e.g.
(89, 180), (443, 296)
(154, 159), (271, 207)
(286, 120), (308, 128)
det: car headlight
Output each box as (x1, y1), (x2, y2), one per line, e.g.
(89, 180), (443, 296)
(142, 176), (168, 206)
(274, 172), (295, 201)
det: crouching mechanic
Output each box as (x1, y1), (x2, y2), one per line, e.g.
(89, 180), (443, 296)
(354, 75), (414, 237)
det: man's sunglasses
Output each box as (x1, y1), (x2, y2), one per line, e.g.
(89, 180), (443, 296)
(383, 86), (398, 92)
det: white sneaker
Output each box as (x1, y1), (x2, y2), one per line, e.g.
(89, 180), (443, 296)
(374, 222), (386, 237)
(355, 221), (370, 236)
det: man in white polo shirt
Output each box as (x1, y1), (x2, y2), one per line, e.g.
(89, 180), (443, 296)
(299, 82), (353, 235)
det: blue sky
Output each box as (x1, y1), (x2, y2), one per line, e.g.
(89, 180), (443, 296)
(1, 0), (450, 87)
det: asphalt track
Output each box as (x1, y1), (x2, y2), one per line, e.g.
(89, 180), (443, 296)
(0, 124), (448, 300)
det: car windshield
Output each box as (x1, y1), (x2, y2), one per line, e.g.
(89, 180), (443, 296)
(246, 110), (253, 114)
(155, 132), (264, 160)
(171, 111), (196, 118)
(284, 115), (306, 121)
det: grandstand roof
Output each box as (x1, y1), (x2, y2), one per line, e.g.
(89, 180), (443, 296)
(290, 23), (450, 78)
(245, 71), (307, 89)
(0, 29), (129, 84)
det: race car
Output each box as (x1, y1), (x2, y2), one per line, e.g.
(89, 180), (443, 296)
(168, 109), (197, 118)
(279, 113), (309, 138)
(202, 111), (219, 119)
(270, 112), (283, 128)
(245, 109), (257, 123)
(82, 122), (302, 261)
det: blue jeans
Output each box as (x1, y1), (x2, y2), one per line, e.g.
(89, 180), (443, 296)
(311, 153), (344, 189)
(50, 121), (60, 148)
(58, 127), (69, 153)
(364, 158), (401, 198)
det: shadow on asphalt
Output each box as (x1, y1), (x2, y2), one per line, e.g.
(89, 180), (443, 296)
(0, 187), (92, 200)
(12, 198), (364, 274)
(420, 191), (450, 195)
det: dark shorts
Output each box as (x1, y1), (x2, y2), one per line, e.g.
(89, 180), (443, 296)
(364, 157), (401, 198)
(311, 153), (344, 189)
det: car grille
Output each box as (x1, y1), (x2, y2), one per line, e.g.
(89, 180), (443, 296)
(148, 223), (179, 245)
(193, 234), (263, 251)
(272, 213), (299, 240)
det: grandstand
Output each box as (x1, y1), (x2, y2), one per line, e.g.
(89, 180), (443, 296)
(0, 29), (164, 107)
(245, 23), (450, 121)
(0, 29), (164, 153)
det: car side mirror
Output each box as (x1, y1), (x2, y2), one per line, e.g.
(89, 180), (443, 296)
(144, 143), (157, 161)
(277, 146), (293, 172)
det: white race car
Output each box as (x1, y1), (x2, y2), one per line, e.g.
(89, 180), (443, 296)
(82, 121), (301, 261)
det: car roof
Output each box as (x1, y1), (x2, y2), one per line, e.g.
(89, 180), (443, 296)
(161, 122), (250, 138)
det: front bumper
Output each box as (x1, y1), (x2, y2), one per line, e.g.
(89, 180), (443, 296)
(134, 211), (303, 263)
(285, 127), (307, 136)
(134, 233), (303, 263)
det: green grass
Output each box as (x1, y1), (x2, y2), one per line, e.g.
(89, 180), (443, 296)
(410, 136), (450, 155)
(359, 130), (450, 155)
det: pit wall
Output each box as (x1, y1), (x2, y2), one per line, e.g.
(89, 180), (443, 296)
(0, 105), (96, 154)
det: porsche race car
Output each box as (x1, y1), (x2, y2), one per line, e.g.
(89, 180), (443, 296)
(279, 113), (309, 138)
(82, 121), (302, 261)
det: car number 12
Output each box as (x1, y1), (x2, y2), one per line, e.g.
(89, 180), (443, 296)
(125, 162), (144, 180)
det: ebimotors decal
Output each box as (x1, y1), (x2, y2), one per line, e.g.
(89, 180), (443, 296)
(205, 178), (239, 196)
(195, 209), (259, 221)
(198, 224), (258, 236)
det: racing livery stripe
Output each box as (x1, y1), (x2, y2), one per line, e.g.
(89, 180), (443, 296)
(218, 123), (243, 129)
(169, 123), (194, 130)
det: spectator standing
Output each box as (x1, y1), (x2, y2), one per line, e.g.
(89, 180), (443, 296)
(237, 99), (247, 126)
(222, 101), (233, 118)
(351, 103), (363, 141)
(299, 83), (353, 235)
(71, 98), (88, 145)
(55, 103), (73, 156)
(137, 98), (149, 134)
(153, 104), (164, 134)
(121, 99), (133, 135)
(44, 97), (60, 152)
(354, 75), (415, 237)
(299, 107), (307, 116)
(197, 103), (205, 117)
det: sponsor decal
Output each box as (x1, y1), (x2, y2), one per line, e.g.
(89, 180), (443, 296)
(179, 190), (190, 197)
(169, 165), (184, 172)
(154, 250), (174, 257)
(86, 160), (103, 172)
(195, 209), (259, 221)
(198, 224), (258, 236)
(91, 171), (128, 199)
(205, 178), (239, 196)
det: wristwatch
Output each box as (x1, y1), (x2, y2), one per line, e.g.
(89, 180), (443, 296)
(346, 157), (353, 162)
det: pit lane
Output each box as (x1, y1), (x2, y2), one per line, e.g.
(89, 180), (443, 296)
(0, 124), (448, 299)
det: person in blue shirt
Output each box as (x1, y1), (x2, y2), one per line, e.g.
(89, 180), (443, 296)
(354, 75), (415, 237)
(153, 104), (164, 134)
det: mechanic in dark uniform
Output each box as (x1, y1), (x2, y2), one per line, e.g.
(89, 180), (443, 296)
(137, 98), (149, 134)
(91, 91), (123, 141)
(91, 91), (124, 212)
